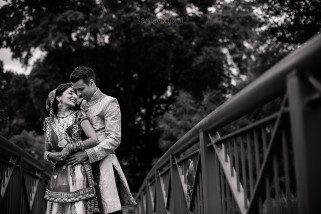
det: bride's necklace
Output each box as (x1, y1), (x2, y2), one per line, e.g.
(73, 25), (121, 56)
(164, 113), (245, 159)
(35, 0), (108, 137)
(54, 110), (76, 140)
(57, 109), (75, 118)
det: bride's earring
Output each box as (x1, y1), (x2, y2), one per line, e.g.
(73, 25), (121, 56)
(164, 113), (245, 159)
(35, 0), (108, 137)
(57, 99), (62, 109)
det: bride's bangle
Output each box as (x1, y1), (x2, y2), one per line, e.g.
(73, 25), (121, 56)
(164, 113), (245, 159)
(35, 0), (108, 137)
(76, 141), (82, 151)
(74, 141), (85, 151)
(72, 143), (76, 152)
(68, 141), (84, 152)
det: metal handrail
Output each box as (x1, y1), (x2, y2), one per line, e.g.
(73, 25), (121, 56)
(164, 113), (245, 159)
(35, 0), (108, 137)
(135, 32), (321, 199)
(0, 135), (51, 214)
(0, 135), (50, 176)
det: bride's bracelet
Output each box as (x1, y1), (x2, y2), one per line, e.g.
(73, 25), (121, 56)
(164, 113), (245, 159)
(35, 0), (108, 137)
(79, 141), (85, 151)
(80, 141), (85, 151)
(69, 141), (85, 152)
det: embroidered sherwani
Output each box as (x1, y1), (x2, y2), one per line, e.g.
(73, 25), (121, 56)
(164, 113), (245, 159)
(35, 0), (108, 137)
(81, 88), (136, 213)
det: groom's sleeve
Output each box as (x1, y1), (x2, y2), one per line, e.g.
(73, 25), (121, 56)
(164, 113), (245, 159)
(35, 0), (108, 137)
(85, 98), (121, 163)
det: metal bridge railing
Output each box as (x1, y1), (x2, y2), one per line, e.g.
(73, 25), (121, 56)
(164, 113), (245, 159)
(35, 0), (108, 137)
(134, 33), (321, 214)
(0, 135), (50, 214)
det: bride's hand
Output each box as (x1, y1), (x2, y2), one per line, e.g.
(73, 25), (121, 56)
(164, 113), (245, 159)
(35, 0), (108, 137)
(59, 147), (70, 159)
(48, 148), (70, 162)
(58, 139), (68, 148)
(48, 152), (65, 162)
(65, 143), (73, 153)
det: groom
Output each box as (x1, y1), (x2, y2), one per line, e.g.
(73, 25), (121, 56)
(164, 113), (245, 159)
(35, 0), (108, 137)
(66, 66), (136, 214)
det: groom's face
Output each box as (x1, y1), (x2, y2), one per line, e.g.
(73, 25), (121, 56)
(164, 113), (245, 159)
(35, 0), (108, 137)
(72, 79), (95, 101)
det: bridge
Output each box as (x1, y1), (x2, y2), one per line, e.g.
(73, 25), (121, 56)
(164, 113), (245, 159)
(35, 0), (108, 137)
(134, 33), (321, 214)
(1, 33), (321, 214)
(0, 135), (50, 214)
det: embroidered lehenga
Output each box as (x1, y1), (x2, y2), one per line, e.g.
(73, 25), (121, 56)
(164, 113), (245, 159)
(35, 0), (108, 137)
(44, 110), (99, 214)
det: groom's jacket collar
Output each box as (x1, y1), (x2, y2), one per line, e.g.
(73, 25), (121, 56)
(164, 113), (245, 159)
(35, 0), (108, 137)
(90, 88), (103, 102)
(81, 88), (105, 110)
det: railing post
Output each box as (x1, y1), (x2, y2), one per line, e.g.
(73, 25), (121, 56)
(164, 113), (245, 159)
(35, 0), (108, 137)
(170, 155), (188, 214)
(155, 171), (163, 214)
(199, 130), (221, 214)
(287, 71), (321, 214)
(19, 158), (23, 214)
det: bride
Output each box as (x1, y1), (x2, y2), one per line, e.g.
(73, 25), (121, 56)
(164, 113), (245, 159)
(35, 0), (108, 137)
(43, 83), (100, 214)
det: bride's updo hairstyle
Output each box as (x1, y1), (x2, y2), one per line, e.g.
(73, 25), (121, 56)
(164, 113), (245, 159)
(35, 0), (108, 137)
(52, 83), (73, 115)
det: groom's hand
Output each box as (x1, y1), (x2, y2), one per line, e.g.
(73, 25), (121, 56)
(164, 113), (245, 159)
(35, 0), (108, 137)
(65, 151), (89, 166)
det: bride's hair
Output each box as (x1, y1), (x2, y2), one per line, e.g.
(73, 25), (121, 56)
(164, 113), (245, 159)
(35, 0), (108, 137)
(52, 83), (74, 115)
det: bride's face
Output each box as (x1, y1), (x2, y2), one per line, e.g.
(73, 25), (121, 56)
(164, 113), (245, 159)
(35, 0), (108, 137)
(58, 87), (78, 108)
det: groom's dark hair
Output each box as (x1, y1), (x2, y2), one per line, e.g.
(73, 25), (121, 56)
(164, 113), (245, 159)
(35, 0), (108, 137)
(70, 66), (95, 84)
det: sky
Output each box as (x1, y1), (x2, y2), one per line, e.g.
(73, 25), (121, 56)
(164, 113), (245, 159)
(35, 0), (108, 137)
(0, 48), (33, 74)
(0, 48), (44, 75)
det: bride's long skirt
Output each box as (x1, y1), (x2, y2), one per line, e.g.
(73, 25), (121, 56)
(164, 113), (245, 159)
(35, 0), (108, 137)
(45, 163), (98, 214)
(46, 200), (87, 214)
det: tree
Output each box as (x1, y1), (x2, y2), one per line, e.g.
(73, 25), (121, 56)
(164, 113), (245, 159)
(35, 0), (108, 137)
(10, 130), (52, 170)
(158, 90), (225, 151)
(0, 61), (10, 136)
(259, 0), (321, 44)
(0, 0), (110, 63)
(0, 62), (40, 137)
(5, 0), (315, 191)
(241, 0), (321, 79)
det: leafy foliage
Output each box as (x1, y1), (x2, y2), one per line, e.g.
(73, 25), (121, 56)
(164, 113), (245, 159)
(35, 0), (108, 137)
(158, 90), (225, 151)
(0, 63), (40, 137)
(10, 130), (52, 169)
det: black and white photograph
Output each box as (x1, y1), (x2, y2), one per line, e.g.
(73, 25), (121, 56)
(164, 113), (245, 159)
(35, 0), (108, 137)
(0, 0), (320, 213)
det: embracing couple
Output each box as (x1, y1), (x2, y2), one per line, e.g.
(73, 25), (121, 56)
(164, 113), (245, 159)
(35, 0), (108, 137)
(43, 66), (136, 214)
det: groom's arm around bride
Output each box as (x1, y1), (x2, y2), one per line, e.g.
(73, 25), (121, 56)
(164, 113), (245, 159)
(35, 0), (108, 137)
(65, 66), (136, 214)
